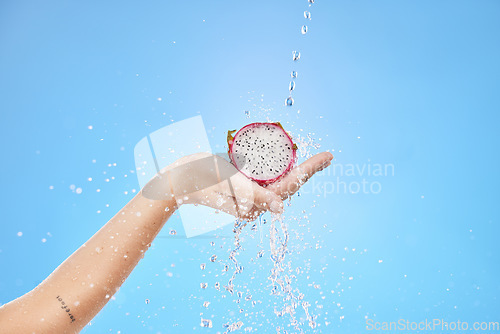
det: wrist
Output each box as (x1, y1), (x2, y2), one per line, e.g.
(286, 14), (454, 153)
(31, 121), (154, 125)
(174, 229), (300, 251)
(142, 170), (176, 201)
(137, 186), (178, 213)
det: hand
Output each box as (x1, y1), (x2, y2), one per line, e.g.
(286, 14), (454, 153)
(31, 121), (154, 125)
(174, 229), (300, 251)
(248, 151), (333, 219)
(143, 152), (333, 221)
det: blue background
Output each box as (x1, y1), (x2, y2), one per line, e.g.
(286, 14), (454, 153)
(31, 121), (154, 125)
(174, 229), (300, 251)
(1, 0), (499, 333)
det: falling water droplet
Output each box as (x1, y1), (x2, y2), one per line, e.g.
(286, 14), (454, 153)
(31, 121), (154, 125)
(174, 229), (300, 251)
(200, 263), (206, 270)
(200, 282), (208, 289)
(200, 318), (213, 328)
(145, 299), (150, 304)
(244, 110), (250, 118)
(210, 254), (217, 262)
(169, 230), (176, 235)
(289, 81), (296, 91)
(308, 0), (315, 3)
(292, 51), (301, 61)
(291, 71), (298, 79)
(285, 97), (294, 106)
(301, 25), (308, 35)
(304, 11), (311, 20)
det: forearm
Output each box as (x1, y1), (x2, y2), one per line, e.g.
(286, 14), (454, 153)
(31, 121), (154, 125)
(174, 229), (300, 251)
(0, 190), (175, 333)
(0, 151), (332, 333)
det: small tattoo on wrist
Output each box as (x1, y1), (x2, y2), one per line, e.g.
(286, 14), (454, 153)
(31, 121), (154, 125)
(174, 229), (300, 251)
(56, 296), (76, 323)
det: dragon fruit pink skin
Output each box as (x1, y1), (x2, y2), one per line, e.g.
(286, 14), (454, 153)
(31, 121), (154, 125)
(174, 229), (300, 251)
(227, 122), (298, 186)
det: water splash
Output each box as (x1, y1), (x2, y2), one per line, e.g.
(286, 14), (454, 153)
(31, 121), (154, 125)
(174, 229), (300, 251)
(268, 214), (316, 332)
(200, 318), (213, 328)
(224, 220), (245, 295)
(295, 133), (322, 159)
(223, 320), (243, 333)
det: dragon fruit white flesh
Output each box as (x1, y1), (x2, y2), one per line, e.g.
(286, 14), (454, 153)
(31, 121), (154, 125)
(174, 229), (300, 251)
(227, 122), (298, 186)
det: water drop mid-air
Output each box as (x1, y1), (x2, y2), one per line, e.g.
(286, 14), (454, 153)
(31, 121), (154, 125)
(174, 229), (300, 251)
(292, 50), (301, 61)
(304, 11), (311, 20)
(289, 81), (296, 91)
(291, 71), (298, 79)
(301, 25), (308, 35)
(200, 319), (213, 328)
(285, 97), (294, 106)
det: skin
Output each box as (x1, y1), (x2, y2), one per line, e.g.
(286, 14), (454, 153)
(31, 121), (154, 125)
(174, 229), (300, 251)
(0, 151), (333, 333)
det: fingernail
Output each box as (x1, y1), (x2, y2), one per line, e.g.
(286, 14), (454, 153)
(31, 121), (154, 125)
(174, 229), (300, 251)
(270, 200), (284, 214)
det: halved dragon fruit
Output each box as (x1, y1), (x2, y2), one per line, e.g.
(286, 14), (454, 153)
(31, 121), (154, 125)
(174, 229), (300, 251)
(227, 122), (298, 186)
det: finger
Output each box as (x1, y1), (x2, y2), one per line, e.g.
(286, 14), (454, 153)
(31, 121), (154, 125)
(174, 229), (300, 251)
(252, 184), (284, 214)
(269, 151), (333, 199)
